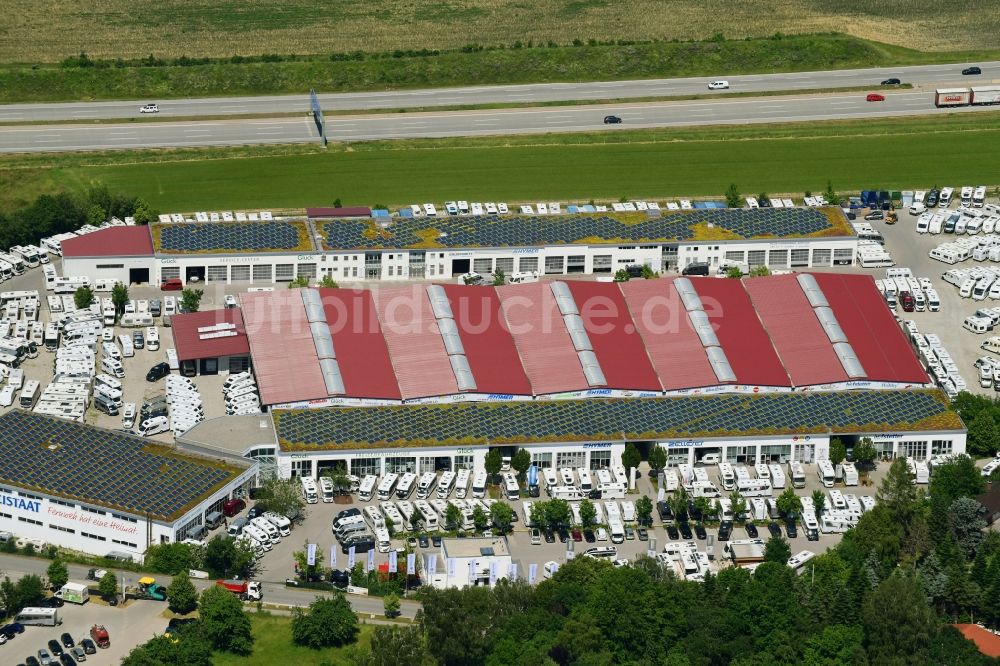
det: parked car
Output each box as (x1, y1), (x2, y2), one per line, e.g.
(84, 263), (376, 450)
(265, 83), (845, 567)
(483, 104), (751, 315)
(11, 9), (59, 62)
(785, 519), (798, 539)
(418, 535), (429, 548)
(767, 521), (782, 538)
(80, 638), (97, 654)
(544, 530), (555, 543)
(962, 66), (982, 75)
(596, 527), (609, 541)
(139, 103), (159, 114)
(603, 115), (622, 124)
(745, 523), (759, 539)
(431, 535), (442, 547)
(637, 527), (649, 541)
(866, 93), (885, 102)
(880, 78), (901, 85)
(571, 528), (583, 542)
(718, 521), (733, 541)
(666, 523), (679, 540)
(583, 529), (596, 543)
(146, 362), (170, 382)
(678, 522), (693, 540)
(694, 523), (707, 540)
(864, 210), (884, 221)
(625, 526), (635, 540)
(160, 278), (183, 291)
(60, 633), (74, 648)
(530, 528), (541, 545)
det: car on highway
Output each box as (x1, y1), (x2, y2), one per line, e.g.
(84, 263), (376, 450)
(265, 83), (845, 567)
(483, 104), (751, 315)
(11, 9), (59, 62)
(962, 66), (982, 75)
(880, 78), (901, 85)
(866, 93), (885, 102)
(707, 80), (730, 90)
(139, 104), (159, 114)
(603, 115), (622, 124)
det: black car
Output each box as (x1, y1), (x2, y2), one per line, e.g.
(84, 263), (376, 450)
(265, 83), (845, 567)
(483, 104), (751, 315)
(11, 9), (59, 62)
(962, 66), (982, 75)
(133, 330), (145, 349)
(744, 523), (759, 539)
(666, 523), (679, 540)
(718, 520), (733, 541)
(880, 77), (901, 85)
(656, 500), (672, 521)
(329, 569), (349, 588)
(583, 529), (596, 543)
(37, 597), (63, 608)
(26, 657), (41, 666)
(588, 488), (602, 500)
(418, 535), (429, 548)
(603, 115), (622, 124)
(60, 633), (74, 648)
(431, 535), (442, 547)
(557, 527), (569, 543)
(785, 519), (798, 539)
(49, 639), (64, 656)
(767, 521), (782, 538)
(146, 362), (170, 382)
(544, 530), (555, 543)
(59, 653), (75, 666)
(687, 501), (702, 522)
(679, 521), (693, 540)
(247, 506), (263, 520)
(80, 638), (97, 654)
(927, 188), (940, 207)
(694, 523), (707, 540)
(637, 527), (649, 541)
(335, 508), (360, 521)
(0, 622), (24, 638)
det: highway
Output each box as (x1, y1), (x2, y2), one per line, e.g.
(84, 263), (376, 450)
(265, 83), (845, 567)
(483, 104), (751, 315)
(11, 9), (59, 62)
(0, 553), (421, 619)
(0, 60), (996, 123)
(0, 90), (994, 153)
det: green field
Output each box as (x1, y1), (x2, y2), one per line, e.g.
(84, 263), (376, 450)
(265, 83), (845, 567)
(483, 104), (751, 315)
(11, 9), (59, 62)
(26, 112), (1000, 213)
(211, 613), (373, 666)
(1, 0), (996, 63)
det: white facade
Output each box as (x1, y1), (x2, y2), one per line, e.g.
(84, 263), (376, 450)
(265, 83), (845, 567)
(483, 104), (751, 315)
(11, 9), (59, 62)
(0, 464), (257, 561)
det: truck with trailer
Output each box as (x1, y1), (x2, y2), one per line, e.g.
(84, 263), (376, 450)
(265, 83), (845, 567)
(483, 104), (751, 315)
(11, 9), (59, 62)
(934, 86), (1000, 107)
(215, 578), (262, 601)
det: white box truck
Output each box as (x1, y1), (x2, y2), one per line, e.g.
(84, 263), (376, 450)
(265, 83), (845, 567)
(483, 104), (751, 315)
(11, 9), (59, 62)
(54, 582), (90, 604)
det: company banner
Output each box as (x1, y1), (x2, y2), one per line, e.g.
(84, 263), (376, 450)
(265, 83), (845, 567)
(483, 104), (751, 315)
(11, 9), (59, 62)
(407, 553), (416, 576)
(330, 546), (337, 568)
(489, 561), (497, 586)
(348, 546), (356, 569)
(389, 550), (398, 572)
(528, 563), (537, 584)
(306, 542), (317, 566)
(367, 548), (375, 572)
(508, 562), (518, 580)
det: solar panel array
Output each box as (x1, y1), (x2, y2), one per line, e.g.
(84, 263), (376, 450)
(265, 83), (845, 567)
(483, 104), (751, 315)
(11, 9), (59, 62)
(274, 390), (957, 449)
(157, 222), (305, 253)
(322, 209), (838, 250)
(0, 411), (238, 520)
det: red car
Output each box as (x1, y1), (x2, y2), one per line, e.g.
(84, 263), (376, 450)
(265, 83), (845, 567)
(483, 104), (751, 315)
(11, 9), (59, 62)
(571, 528), (583, 542)
(160, 278), (183, 291)
(900, 291), (915, 312)
(866, 93), (886, 102)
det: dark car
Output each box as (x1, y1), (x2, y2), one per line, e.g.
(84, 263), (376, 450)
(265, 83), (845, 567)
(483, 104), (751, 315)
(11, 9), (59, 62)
(656, 500), (672, 521)
(0, 622), (24, 638)
(146, 362), (170, 382)
(583, 529), (596, 543)
(625, 526), (636, 541)
(603, 115), (622, 124)
(745, 523), (759, 539)
(571, 528), (583, 542)
(637, 527), (649, 541)
(880, 77), (901, 85)
(694, 523), (707, 540)
(666, 523), (680, 540)
(59, 653), (75, 666)
(557, 528), (569, 543)
(588, 488), (602, 500)
(418, 535), (429, 548)
(785, 519), (798, 539)
(133, 330), (145, 350)
(329, 569), (349, 588)
(60, 633), (74, 648)
(900, 291), (915, 312)
(431, 535), (442, 547)
(247, 506), (263, 520)
(49, 639), (64, 656)
(679, 521), (693, 540)
(544, 529), (555, 544)
(687, 501), (703, 522)
(767, 521), (782, 538)
(80, 639), (97, 655)
(26, 657), (41, 666)
(37, 597), (63, 608)
(927, 188), (940, 207)
(335, 508), (360, 521)
(340, 536), (375, 554)
(962, 66), (982, 75)
(718, 520), (733, 541)
(864, 210), (884, 221)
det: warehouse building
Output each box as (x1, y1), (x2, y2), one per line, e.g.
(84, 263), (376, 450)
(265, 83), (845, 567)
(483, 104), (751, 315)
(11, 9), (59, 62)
(171, 308), (252, 376)
(60, 207), (859, 286)
(0, 411), (257, 560)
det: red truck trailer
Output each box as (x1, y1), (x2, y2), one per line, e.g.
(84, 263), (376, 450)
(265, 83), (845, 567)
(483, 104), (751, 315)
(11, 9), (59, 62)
(935, 88), (972, 107)
(215, 578), (262, 601)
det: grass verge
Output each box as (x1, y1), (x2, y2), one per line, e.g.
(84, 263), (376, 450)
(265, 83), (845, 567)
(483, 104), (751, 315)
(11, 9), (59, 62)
(0, 34), (995, 104)
(6, 111), (1000, 212)
(211, 612), (373, 666)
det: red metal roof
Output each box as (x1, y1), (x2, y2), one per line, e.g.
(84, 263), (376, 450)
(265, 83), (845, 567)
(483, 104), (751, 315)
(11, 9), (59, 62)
(812, 273), (929, 385)
(319, 288), (401, 400)
(691, 278), (790, 387)
(497, 283), (587, 395)
(241, 291), (328, 406)
(440, 285), (532, 396)
(565, 281), (661, 391)
(619, 279), (719, 391)
(306, 207), (371, 218)
(61, 226), (153, 258)
(370, 286), (458, 400)
(954, 624), (1000, 658)
(171, 308), (250, 362)
(744, 274), (848, 386)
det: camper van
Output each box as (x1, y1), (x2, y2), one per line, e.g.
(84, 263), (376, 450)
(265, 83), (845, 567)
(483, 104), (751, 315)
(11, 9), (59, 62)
(471, 470), (488, 499)
(736, 478), (772, 497)
(377, 473), (399, 501)
(718, 462), (736, 491)
(817, 460), (836, 488)
(395, 472), (417, 499)
(503, 473), (520, 501)
(454, 468), (471, 499)
(436, 471), (456, 499)
(416, 472), (437, 499)
(358, 475), (377, 502)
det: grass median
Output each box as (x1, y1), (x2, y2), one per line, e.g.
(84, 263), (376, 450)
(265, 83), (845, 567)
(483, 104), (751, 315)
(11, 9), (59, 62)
(211, 613), (373, 666)
(9, 111), (1000, 212)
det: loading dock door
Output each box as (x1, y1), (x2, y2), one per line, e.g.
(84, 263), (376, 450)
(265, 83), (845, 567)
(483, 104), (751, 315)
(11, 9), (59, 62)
(451, 259), (470, 276)
(129, 268), (150, 284)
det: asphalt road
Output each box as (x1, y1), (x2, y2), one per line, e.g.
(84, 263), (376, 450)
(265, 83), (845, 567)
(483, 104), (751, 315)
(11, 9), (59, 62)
(0, 89), (994, 153)
(0, 553), (420, 619)
(0, 60), (997, 122)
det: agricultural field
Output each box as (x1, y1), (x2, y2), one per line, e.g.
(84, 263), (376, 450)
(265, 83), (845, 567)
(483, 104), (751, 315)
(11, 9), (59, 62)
(0, 0), (996, 63)
(10, 111), (1000, 213)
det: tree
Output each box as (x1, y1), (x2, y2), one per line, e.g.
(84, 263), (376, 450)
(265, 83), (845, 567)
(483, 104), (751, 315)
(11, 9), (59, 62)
(530, 500), (550, 532)
(829, 438), (847, 467)
(144, 542), (202, 575)
(122, 633), (213, 666)
(254, 477), (306, 519)
(648, 446), (666, 474)
(323, 466), (353, 495)
(863, 573), (939, 664)
(812, 489), (826, 516)
(948, 497), (987, 559)
(73, 285), (95, 311)
(580, 498), (597, 528)
(319, 274), (339, 288)
(967, 410), (1000, 457)
(802, 624), (866, 666)
(776, 487), (802, 518)
(180, 287), (204, 313)
(546, 498), (572, 530)
(46, 559), (68, 590)
(292, 594), (359, 648)
(725, 265), (743, 278)
(877, 457), (918, 525)
(930, 454), (985, 504)
(198, 585), (253, 654)
(613, 268), (630, 282)
(111, 281), (129, 317)
(727, 491), (747, 522)
(0, 574), (45, 614)
(484, 449), (503, 484)
(203, 535), (257, 579)
(757, 192), (769, 205)
(724, 183), (742, 208)
(491, 268), (506, 286)
(640, 264), (658, 279)
(362, 624), (435, 666)
(510, 448), (531, 480)
(825, 180), (840, 206)
(636, 496), (653, 526)
(167, 571), (198, 614)
(383, 591), (401, 618)
(749, 265), (771, 277)
(98, 571), (118, 600)
(86, 203), (106, 228)
(621, 443), (641, 476)
(445, 503), (462, 531)
(287, 275), (310, 288)
(132, 199), (157, 225)
(472, 505), (489, 532)
(490, 502), (514, 534)
(854, 437), (878, 471)
(764, 535), (791, 564)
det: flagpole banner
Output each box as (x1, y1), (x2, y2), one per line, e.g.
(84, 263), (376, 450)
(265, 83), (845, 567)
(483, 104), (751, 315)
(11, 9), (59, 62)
(468, 559), (476, 582)
(566, 549), (575, 560)
(407, 553), (416, 575)
(528, 563), (537, 584)
(447, 557), (456, 577)
(367, 548), (375, 572)
(428, 554), (438, 577)
(657, 488), (665, 502)
(306, 543), (317, 566)
(508, 562), (518, 580)
(330, 546), (337, 568)
(389, 550), (398, 572)
(489, 561), (497, 586)
(348, 546), (356, 569)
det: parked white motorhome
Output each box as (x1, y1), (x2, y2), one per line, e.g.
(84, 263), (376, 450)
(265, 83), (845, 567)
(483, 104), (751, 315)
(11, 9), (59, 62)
(471, 470), (487, 499)
(358, 475), (377, 502)
(377, 473), (399, 501)
(768, 464), (786, 489)
(454, 468), (471, 499)
(436, 471), (456, 499)
(788, 461), (806, 488)
(736, 478), (772, 498)
(718, 462), (736, 491)
(395, 472), (417, 499)
(839, 462), (859, 486)
(817, 460), (835, 488)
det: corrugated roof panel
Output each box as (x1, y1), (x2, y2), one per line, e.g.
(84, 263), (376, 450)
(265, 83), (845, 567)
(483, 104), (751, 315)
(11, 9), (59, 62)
(449, 355), (477, 392)
(833, 343), (866, 379)
(705, 346), (737, 383)
(549, 281), (579, 316)
(741, 274), (846, 387)
(497, 283), (587, 395)
(797, 273), (829, 308)
(618, 279), (718, 391)
(426, 285), (453, 320)
(319, 358), (346, 395)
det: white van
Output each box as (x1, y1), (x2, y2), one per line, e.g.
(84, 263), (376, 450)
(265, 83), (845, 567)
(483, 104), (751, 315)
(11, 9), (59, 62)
(101, 357), (125, 378)
(146, 327), (160, 351)
(251, 516), (280, 541)
(454, 468), (471, 499)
